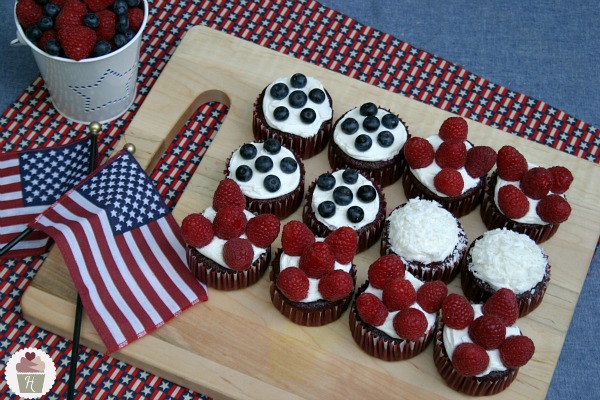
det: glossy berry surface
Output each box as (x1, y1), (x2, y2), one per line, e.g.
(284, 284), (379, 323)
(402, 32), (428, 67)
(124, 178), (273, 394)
(290, 73), (307, 88)
(333, 186), (353, 205)
(341, 118), (359, 134)
(359, 102), (378, 116)
(239, 143), (258, 159)
(263, 138), (281, 154)
(377, 131), (394, 148)
(354, 134), (372, 152)
(356, 185), (376, 202)
(309, 88), (326, 103)
(318, 201), (336, 218)
(288, 90), (307, 108)
(362, 115), (380, 132)
(317, 173), (336, 190)
(342, 169), (359, 184)
(235, 165), (252, 182)
(346, 206), (364, 223)
(84, 12), (100, 28)
(300, 108), (316, 124)
(254, 155), (273, 173)
(270, 83), (289, 100)
(93, 40), (112, 57)
(280, 157), (298, 173)
(263, 175), (281, 192)
(381, 113), (399, 129)
(273, 106), (289, 121)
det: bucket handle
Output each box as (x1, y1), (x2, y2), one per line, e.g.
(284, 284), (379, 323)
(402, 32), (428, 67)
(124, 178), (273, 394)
(11, 28), (28, 47)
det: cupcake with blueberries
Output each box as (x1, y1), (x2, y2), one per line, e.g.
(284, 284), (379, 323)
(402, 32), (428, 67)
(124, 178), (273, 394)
(328, 102), (410, 187)
(302, 168), (386, 252)
(252, 72), (333, 159)
(225, 138), (305, 219)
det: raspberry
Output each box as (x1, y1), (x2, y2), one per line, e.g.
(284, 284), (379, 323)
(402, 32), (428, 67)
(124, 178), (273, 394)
(520, 167), (552, 200)
(281, 220), (315, 256)
(355, 293), (388, 326)
(536, 194), (571, 224)
(497, 145), (528, 181)
(497, 184), (529, 219)
(416, 280), (448, 313)
(367, 254), (405, 289)
(441, 294), (474, 330)
(16, 0), (43, 29)
(548, 166), (574, 194)
(404, 137), (434, 169)
(95, 10), (116, 42)
(433, 168), (464, 196)
(468, 315), (507, 350)
(324, 226), (358, 264)
(276, 267), (309, 302)
(57, 25), (96, 61)
(212, 206), (247, 240)
(451, 343), (490, 377)
(245, 213), (280, 248)
(382, 278), (416, 311)
(435, 139), (467, 169)
(180, 213), (213, 248)
(393, 307), (427, 341)
(299, 242), (335, 278)
(84, 0), (114, 12)
(482, 288), (519, 326)
(318, 270), (354, 301)
(465, 145), (497, 178)
(213, 178), (246, 212)
(127, 6), (145, 32)
(38, 29), (58, 51)
(55, 0), (88, 31)
(499, 335), (535, 369)
(438, 117), (468, 141)
(222, 237), (254, 271)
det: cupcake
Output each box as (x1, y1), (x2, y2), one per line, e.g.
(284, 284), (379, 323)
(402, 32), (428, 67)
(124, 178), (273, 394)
(252, 72), (333, 159)
(303, 168), (386, 252)
(380, 198), (468, 283)
(328, 102), (410, 187)
(225, 138), (305, 219)
(349, 254), (447, 361)
(480, 145), (573, 243)
(434, 291), (535, 396)
(460, 228), (550, 317)
(402, 117), (497, 218)
(270, 221), (358, 326)
(181, 178), (280, 290)
(15, 353), (46, 394)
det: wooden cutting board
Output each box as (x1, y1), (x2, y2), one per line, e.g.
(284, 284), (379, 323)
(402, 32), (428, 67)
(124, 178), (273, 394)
(22, 26), (600, 400)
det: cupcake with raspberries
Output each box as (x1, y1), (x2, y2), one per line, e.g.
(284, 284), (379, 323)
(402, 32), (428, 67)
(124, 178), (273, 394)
(480, 145), (573, 243)
(270, 221), (358, 326)
(327, 102), (410, 187)
(182, 178), (280, 290)
(434, 290), (535, 396)
(380, 198), (468, 283)
(253, 72), (333, 159)
(402, 117), (497, 218)
(225, 138), (305, 219)
(303, 168), (386, 252)
(349, 254), (448, 361)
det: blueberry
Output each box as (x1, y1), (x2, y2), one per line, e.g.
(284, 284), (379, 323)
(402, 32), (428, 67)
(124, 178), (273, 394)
(126, 0), (140, 6)
(347, 206), (364, 223)
(377, 131), (394, 148)
(382, 113), (399, 129)
(359, 102), (378, 116)
(83, 12), (99, 28)
(124, 29), (135, 41)
(300, 108), (316, 124)
(44, 3), (60, 18)
(263, 138), (281, 154)
(341, 118), (359, 135)
(44, 38), (61, 56)
(354, 134), (372, 152)
(318, 201), (336, 218)
(93, 41), (112, 57)
(113, 0), (128, 14)
(273, 106), (289, 121)
(317, 173), (336, 191)
(239, 143), (257, 160)
(255, 155), (273, 173)
(25, 26), (42, 43)
(116, 14), (129, 33)
(280, 157), (298, 173)
(38, 15), (53, 31)
(290, 73), (307, 88)
(288, 90), (307, 108)
(357, 185), (376, 203)
(264, 175), (281, 192)
(236, 165), (253, 182)
(342, 169), (359, 184)
(269, 82), (289, 100)
(333, 186), (353, 206)
(308, 88), (325, 104)
(114, 33), (129, 48)
(363, 115), (380, 132)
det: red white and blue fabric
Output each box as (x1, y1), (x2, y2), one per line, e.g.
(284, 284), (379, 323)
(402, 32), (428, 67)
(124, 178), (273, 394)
(0, 136), (93, 259)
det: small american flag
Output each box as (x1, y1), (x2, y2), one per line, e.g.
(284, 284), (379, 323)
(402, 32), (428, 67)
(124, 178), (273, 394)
(30, 150), (208, 354)
(0, 137), (94, 259)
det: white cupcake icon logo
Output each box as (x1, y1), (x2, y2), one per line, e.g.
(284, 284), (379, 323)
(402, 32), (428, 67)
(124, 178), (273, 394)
(5, 348), (56, 398)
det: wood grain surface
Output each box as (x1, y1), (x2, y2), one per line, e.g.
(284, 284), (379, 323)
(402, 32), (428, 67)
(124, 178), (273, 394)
(21, 26), (600, 400)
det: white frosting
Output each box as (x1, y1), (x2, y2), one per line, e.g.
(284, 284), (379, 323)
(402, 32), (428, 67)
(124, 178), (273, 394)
(410, 134), (480, 197)
(262, 75), (332, 138)
(387, 198), (465, 264)
(332, 106), (408, 161)
(443, 304), (521, 376)
(469, 229), (547, 294)
(310, 169), (380, 230)
(227, 142), (301, 199)
(195, 207), (266, 270)
(363, 272), (436, 339)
